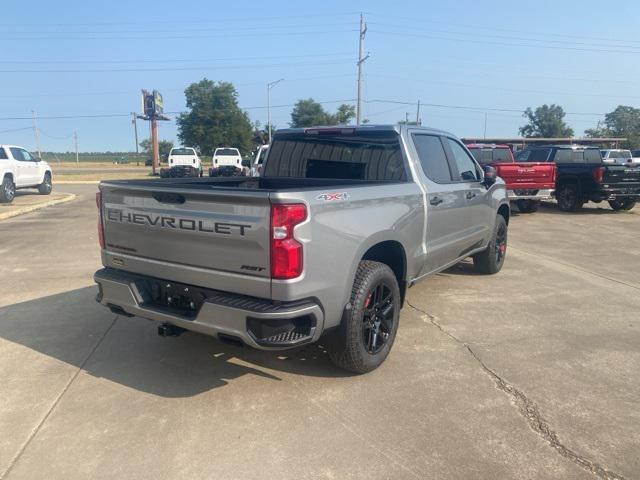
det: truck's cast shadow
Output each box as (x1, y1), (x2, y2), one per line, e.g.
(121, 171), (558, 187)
(537, 201), (630, 215)
(0, 287), (350, 398)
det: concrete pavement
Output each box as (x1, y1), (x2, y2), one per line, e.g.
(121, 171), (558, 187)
(0, 187), (637, 479)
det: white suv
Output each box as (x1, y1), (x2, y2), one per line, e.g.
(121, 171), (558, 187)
(0, 145), (53, 203)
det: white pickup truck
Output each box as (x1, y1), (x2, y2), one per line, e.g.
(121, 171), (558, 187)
(210, 147), (244, 177)
(0, 145), (53, 203)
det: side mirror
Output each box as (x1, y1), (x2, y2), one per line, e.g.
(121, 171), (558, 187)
(482, 165), (497, 187)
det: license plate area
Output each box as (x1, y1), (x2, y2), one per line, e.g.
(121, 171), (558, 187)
(135, 277), (208, 319)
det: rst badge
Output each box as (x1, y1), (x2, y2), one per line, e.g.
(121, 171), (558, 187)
(316, 192), (350, 202)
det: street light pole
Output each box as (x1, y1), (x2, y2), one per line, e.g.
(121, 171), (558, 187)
(267, 78), (284, 144)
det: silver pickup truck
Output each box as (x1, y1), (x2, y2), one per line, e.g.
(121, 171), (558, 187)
(94, 125), (510, 373)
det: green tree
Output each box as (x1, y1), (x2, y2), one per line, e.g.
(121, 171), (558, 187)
(333, 104), (356, 124)
(519, 104), (574, 138)
(139, 139), (173, 159)
(585, 106), (640, 149)
(176, 79), (253, 156)
(290, 99), (355, 127)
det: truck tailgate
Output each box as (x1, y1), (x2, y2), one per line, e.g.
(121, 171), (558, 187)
(100, 182), (271, 296)
(495, 162), (555, 189)
(603, 165), (640, 186)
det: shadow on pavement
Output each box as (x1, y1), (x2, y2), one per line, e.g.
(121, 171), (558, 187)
(538, 201), (626, 215)
(0, 286), (348, 398)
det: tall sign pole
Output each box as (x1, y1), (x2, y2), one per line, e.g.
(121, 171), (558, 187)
(151, 117), (159, 175)
(356, 13), (369, 126)
(139, 89), (169, 175)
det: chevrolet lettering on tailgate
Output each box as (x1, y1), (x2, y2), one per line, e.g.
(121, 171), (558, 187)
(106, 208), (251, 236)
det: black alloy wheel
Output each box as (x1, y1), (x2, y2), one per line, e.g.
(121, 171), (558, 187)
(362, 283), (395, 354)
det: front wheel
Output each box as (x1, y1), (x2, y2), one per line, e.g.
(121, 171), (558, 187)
(516, 199), (539, 213)
(473, 214), (507, 274)
(556, 184), (583, 212)
(0, 175), (16, 203)
(609, 199), (636, 211)
(327, 260), (400, 374)
(38, 172), (52, 195)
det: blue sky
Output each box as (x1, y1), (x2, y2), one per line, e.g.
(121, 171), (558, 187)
(2, 0), (640, 152)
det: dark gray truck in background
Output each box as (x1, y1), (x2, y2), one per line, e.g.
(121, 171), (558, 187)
(94, 125), (510, 373)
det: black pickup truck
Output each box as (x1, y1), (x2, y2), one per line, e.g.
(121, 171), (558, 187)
(515, 145), (640, 211)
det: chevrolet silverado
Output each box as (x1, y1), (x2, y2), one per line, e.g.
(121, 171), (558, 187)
(94, 125), (510, 373)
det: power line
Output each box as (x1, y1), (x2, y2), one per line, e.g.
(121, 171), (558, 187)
(368, 73), (640, 100)
(372, 30), (640, 55)
(0, 28), (358, 41)
(365, 12), (640, 45)
(0, 52), (354, 65)
(0, 74), (356, 99)
(11, 11), (362, 27)
(0, 126), (33, 134)
(368, 21), (640, 50)
(0, 59), (354, 74)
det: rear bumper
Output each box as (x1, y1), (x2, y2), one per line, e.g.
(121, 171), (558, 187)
(507, 189), (554, 201)
(592, 186), (640, 201)
(94, 268), (324, 350)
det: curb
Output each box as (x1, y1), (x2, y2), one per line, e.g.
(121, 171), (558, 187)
(54, 181), (101, 184)
(0, 193), (77, 221)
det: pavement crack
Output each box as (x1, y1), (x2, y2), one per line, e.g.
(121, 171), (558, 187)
(0, 315), (119, 480)
(405, 300), (627, 480)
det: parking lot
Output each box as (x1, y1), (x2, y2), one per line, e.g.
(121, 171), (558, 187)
(1, 184), (638, 479)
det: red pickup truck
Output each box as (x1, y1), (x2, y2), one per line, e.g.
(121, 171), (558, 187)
(466, 144), (556, 213)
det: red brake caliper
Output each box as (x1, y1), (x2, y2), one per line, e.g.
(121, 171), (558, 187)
(365, 293), (373, 309)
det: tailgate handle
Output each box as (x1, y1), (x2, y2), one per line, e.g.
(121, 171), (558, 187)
(152, 192), (186, 204)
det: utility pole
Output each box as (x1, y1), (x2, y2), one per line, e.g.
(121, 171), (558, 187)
(73, 131), (79, 166)
(483, 113), (488, 139)
(31, 110), (42, 159)
(416, 100), (421, 125)
(356, 13), (369, 126)
(267, 78), (284, 144)
(131, 112), (140, 165)
(405, 112), (409, 124)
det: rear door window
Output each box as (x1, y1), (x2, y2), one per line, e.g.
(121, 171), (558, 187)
(412, 134), (453, 183)
(492, 149), (512, 163)
(0, 147), (7, 160)
(446, 138), (480, 181)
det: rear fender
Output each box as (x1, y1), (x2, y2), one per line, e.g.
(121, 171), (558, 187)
(341, 231), (409, 315)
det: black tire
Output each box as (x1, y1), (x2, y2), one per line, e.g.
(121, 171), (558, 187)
(473, 214), (507, 274)
(609, 199), (636, 211)
(327, 260), (401, 374)
(0, 175), (16, 203)
(556, 184), (583, 212)
(516, 199), (539, 213)
(37, 172), (52, 195)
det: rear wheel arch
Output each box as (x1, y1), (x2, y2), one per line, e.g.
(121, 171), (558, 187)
(497, 203), (510, 225)
(361, 240), (407, 305)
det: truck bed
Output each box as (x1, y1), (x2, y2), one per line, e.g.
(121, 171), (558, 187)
(102, 176), (394, 192)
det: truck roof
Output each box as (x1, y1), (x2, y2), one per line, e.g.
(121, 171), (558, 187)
(274, 124), (454, 137)
(465, 143), (510, 149)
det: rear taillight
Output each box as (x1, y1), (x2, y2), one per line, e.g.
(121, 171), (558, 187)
(270, 203), (307, 279)
(592, 166), (605, 183)
(96, 191), (105, 249)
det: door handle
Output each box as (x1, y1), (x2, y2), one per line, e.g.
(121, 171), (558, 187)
(466, 191), (476, 200)
(430, 196), (443, 206)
